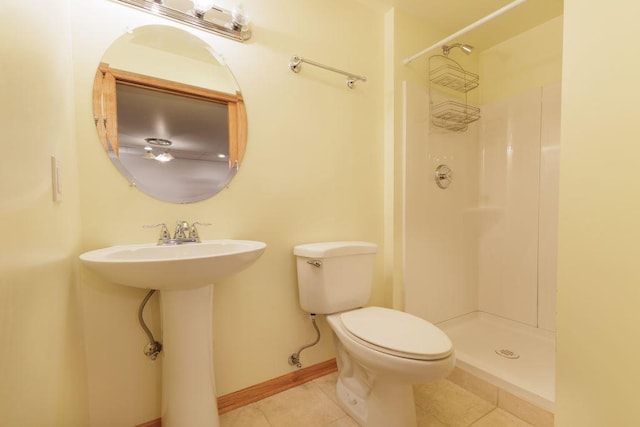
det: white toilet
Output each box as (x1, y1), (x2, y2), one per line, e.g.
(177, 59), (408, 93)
(294, 241), (455, 427)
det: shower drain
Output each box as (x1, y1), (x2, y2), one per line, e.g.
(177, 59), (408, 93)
(495, 349), (520, 359)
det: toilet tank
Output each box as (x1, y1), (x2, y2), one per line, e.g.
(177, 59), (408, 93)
(293, 241), (377, 314)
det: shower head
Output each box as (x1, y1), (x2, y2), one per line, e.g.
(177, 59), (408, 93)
(442, 43), (474, 56)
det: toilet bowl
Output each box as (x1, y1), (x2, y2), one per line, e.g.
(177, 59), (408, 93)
(327, 307), (454, 426)
(293, 242), (455, 427)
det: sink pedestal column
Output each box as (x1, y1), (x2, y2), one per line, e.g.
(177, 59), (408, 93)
(161, 285), (219, 427)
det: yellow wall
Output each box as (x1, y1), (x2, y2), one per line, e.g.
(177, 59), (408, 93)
(72, 0), (384, 424)
(556, 0), (640, 424)
(0, 1), (89, 426)
(479, 16), (563, 104)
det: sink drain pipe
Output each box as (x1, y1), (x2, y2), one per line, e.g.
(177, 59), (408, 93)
(139, 289), (162, 360)
(288, 313), (320, 368)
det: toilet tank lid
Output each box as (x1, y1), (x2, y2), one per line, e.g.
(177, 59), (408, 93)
(294, 241), (377, 258)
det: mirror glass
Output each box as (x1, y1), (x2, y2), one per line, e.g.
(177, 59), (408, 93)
(93, 25), (247, 203)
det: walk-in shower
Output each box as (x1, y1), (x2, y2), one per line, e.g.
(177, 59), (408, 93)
(403, 75), (560, 412)
(402, 9), (561, 412)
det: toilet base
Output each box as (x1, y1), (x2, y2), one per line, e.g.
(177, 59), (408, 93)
(336, 377), (367, 425)
(336, 376), (417, 427)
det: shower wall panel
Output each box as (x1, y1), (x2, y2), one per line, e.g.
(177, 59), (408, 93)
(403, 81), (478, 324)
(404, 82), (560, 330)
(476, 89), (542, 327)
(538, 83), (561, 332)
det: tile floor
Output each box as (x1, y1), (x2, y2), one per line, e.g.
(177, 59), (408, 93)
(219, 372), (534, 427)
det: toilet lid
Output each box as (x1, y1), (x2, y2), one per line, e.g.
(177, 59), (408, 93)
(340, 307), (453, 361)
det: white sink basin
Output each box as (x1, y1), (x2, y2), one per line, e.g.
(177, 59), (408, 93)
(80, 239), (266, 290)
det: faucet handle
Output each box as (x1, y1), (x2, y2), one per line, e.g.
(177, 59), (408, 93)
(143, 223), (170, 244)
(174, 220), (189, 239)
(189, 222), (211, 242)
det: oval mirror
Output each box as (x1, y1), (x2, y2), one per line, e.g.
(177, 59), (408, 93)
(93, 25), (247, 203)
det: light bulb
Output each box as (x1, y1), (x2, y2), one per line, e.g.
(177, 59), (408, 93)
(231, 3), (249, 30)
(192, 0), (215, 15)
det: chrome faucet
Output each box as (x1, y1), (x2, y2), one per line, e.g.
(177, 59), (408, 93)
(145, 221), (210, 245)
(174, 220), (190, 239)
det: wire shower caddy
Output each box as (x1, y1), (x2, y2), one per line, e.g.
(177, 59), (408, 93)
(428, 55), (480, 132)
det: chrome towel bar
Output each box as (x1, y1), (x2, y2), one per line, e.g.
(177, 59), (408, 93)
(289, 55), (367, 89)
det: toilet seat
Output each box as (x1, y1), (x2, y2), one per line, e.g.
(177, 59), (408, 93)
(339, 307), (453, 361)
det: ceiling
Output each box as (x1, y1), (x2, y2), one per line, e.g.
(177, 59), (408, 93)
(359, 0), (563, 51)
(117, 84), (229, 161)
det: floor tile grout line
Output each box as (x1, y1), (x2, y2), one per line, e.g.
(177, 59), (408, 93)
(466, 404), (498, 426)
(468, 407), (498, 426)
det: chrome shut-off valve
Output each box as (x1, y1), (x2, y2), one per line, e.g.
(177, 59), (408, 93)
(144, 341), (163, 360)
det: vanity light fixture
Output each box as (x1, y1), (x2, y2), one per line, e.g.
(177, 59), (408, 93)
(110, 0), (251, 41)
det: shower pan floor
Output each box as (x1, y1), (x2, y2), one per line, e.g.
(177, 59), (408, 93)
(438, 312), (555, 412)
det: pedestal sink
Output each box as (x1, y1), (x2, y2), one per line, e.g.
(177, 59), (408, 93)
(80, 240), (266, 427)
